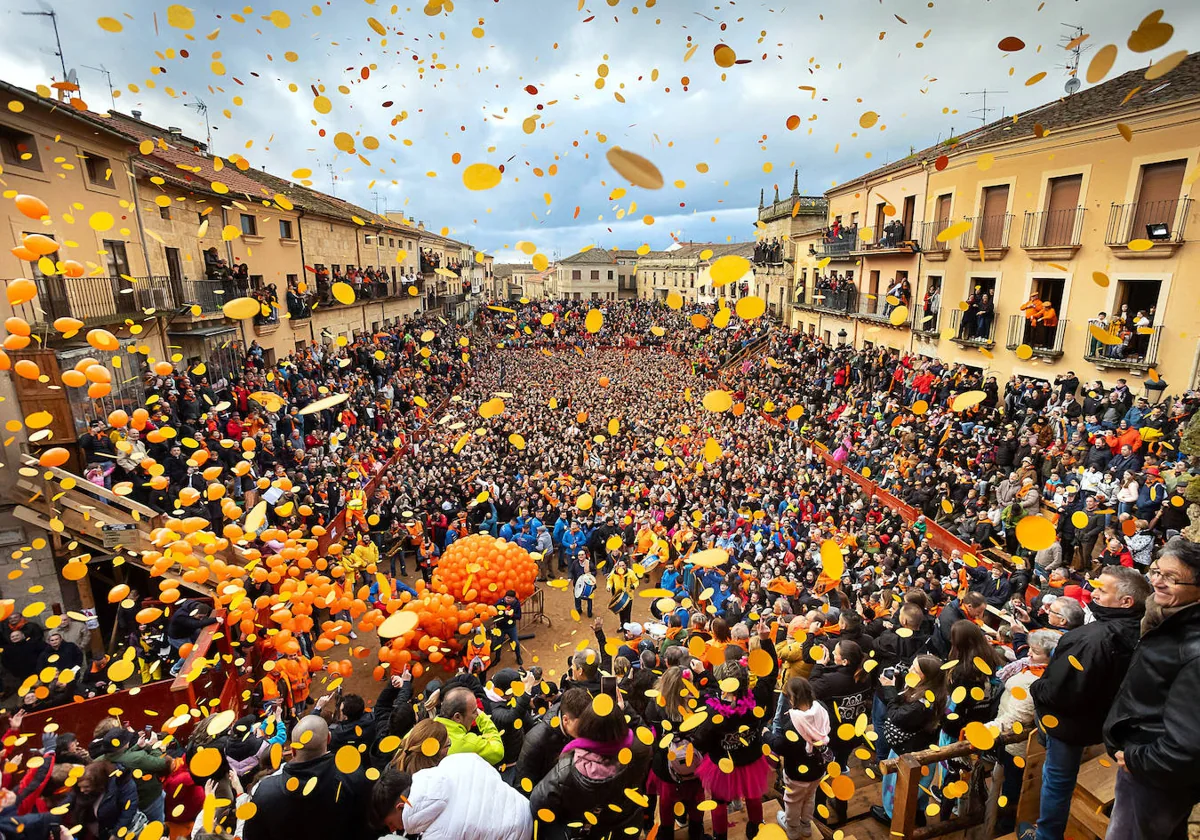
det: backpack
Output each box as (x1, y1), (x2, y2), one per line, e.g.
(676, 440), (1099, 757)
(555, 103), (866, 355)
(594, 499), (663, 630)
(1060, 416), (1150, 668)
(666, 735), (700, 782)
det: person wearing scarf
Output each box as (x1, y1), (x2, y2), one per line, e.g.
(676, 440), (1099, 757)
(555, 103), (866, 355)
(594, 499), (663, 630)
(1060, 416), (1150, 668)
(528, 687), (651, 840)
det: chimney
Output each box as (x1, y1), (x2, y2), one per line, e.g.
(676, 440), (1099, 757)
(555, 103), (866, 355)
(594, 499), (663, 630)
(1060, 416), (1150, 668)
(168, 126), (183, 137)
(418, 221), (425, 231)
(131, 110), (143, 120)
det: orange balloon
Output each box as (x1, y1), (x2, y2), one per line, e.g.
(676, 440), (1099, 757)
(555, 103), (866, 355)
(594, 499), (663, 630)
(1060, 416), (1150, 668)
(108, 409), (129, 427)
(136, 607), (164, 624)
(14, 195), (50, 220)
(59, 262), (85, 279)
(131, 408), (150, 430)
(5, 317), (31, 337)
(85, 364), (112, 384)
(37, 448), (70, 468)
(21, 234), (59, 257)
(61, 369), (86, 388)
(6, 278), (36, 306)
(87, 382), (112, 399)
(3, 335), (30, 351)
(0, 350), (9, 372)
(153, 361), (174, 376)
(14, 359), (40, 380)
(87, 329), (119, 352)
(107, 583), (131, 603)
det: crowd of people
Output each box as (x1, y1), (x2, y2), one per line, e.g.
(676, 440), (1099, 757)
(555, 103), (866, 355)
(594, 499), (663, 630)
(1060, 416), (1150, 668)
(3, 298), (1199, 840)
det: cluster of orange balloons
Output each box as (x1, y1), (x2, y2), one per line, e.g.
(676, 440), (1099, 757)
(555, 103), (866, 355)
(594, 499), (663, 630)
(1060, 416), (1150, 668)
(432, 533), (539, 605)
(376, 581), (497, 678)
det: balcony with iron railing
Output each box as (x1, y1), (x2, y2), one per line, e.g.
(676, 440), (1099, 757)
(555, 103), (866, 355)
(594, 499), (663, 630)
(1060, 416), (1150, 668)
(1022, 207), (1085, 260)
(912, 306), (941, 337)
(916, 220), (951, 261)
(1104, 198), (1191, 258)
(1005, 314), (1068, 357)
(813, 231), (859, 260)
(853, 221), (919, 255)
(806, 286), (857, 316)
(948, 307), (998, 347)
(18, 275), (176, 330)
(958, 213), (1013, 259)
(854, 293), (912, 327)
(1084, 322), (1163, 371)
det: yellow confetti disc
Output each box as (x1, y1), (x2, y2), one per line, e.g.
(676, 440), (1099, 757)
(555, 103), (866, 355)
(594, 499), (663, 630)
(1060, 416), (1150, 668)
(950, 391), (986, 412)
(963, 721), (996, 751)
(735, 295), (766, 320)
(222, 297), (261, 320)
(189, 747), (223, 778)
(585, 309), (604, 333)
(1015, 515), (1056, 552)
(577, 493), (594, 511)
(592, 693), (614, 716)
(332, 282), (356, 305)
(334, 744), (361, 774)
(702, 390), (733, 413)
(462, 163), (503, 191)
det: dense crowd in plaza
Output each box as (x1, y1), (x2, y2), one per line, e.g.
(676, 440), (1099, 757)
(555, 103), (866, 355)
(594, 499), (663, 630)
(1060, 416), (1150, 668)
(3, 299), (1199, 840)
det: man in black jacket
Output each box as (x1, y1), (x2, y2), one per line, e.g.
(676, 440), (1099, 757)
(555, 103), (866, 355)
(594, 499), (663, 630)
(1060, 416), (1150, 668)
(1104, 538), (1200, 840)
(930, 591), (985, 657)
(483, 668), (536, 778)
(329, 672), (408, 752)
(245, 715), (372, 840)
(1028, 566), (1151, 840)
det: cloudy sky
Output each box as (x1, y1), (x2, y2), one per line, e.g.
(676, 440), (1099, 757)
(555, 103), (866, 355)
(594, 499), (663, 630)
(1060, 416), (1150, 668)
(2, 0), (1197, 262)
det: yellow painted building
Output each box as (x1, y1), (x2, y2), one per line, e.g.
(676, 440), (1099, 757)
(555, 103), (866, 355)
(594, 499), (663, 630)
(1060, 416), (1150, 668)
(794, 53), (1200, 395)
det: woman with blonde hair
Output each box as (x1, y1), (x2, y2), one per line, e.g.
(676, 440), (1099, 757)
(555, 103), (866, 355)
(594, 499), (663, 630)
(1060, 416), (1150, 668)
(394, 719), (450, 774)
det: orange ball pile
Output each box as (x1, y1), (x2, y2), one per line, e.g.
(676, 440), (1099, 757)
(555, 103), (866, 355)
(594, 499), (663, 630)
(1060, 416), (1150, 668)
(377, 581), (496, 677)
(432, 533), (538, 605)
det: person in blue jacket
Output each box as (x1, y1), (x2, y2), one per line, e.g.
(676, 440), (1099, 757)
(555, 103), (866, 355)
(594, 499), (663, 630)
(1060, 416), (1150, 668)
(515, 524), (537, 554)
(562, 521), (590, 567)
(552, 515), (571, 571)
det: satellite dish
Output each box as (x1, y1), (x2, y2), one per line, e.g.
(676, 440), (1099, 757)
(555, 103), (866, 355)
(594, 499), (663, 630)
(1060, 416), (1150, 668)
(1065, 77), (1081, 95)
(66, 68), (78, 86)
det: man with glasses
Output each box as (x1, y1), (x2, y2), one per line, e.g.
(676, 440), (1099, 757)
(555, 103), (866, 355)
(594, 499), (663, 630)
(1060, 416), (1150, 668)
(1024, 566), (1151, 840)
(1104, 538), (1200, 840)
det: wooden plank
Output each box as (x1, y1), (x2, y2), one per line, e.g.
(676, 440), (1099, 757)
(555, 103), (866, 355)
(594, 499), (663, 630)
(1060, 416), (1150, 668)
(21, 454), (158, 517)
(1075, 756), (1118, 807)
(890, 753), (922, 839)
(1014, 733), (1044, 827)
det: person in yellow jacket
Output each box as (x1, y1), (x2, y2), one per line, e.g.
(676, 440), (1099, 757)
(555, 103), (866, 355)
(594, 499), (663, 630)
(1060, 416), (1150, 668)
(605, 558), (639, 625)
(346, 484), (368, 532)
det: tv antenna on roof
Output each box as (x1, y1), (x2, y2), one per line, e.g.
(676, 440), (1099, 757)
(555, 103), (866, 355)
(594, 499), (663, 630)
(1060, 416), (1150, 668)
(82, 64), (115, 109)
(183, 96), (213, 152)
(21, 6), (68, 80)
(961, 89), (1008, 123)
(1059, 24), (1091, 95)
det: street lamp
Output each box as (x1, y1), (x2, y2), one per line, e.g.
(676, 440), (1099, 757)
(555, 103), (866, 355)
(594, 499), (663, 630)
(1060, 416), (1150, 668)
(837, 328), (848, 346)
(1144, 376), (1168, 404)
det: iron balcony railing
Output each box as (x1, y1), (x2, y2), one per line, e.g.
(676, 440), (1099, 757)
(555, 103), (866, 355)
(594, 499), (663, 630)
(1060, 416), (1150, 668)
(1105, 198), (1191, 246)
(959, 214), (1014, 251)
(855, 293), (912, 326)
(912, 306), (940, 335)
(814, 231), (859, 259)
(916, 220), (951, 254)
(808, 286), (857, 315)
(1005, 314), (1068, 356)
(24, 274), (175, 328)
(1022, 207), (1085, 249)
(1084, 322), (1163, 369)
(857, 221), (914, 252)
(949, 307), (998, 345)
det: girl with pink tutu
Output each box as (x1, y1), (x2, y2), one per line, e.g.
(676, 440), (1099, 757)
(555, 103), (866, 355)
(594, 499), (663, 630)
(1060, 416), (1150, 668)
(695, 661), (772, 840)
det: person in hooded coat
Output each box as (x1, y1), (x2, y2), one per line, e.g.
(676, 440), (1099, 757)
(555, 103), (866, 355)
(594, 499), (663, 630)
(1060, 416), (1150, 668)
(529, 687), (652, 840)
